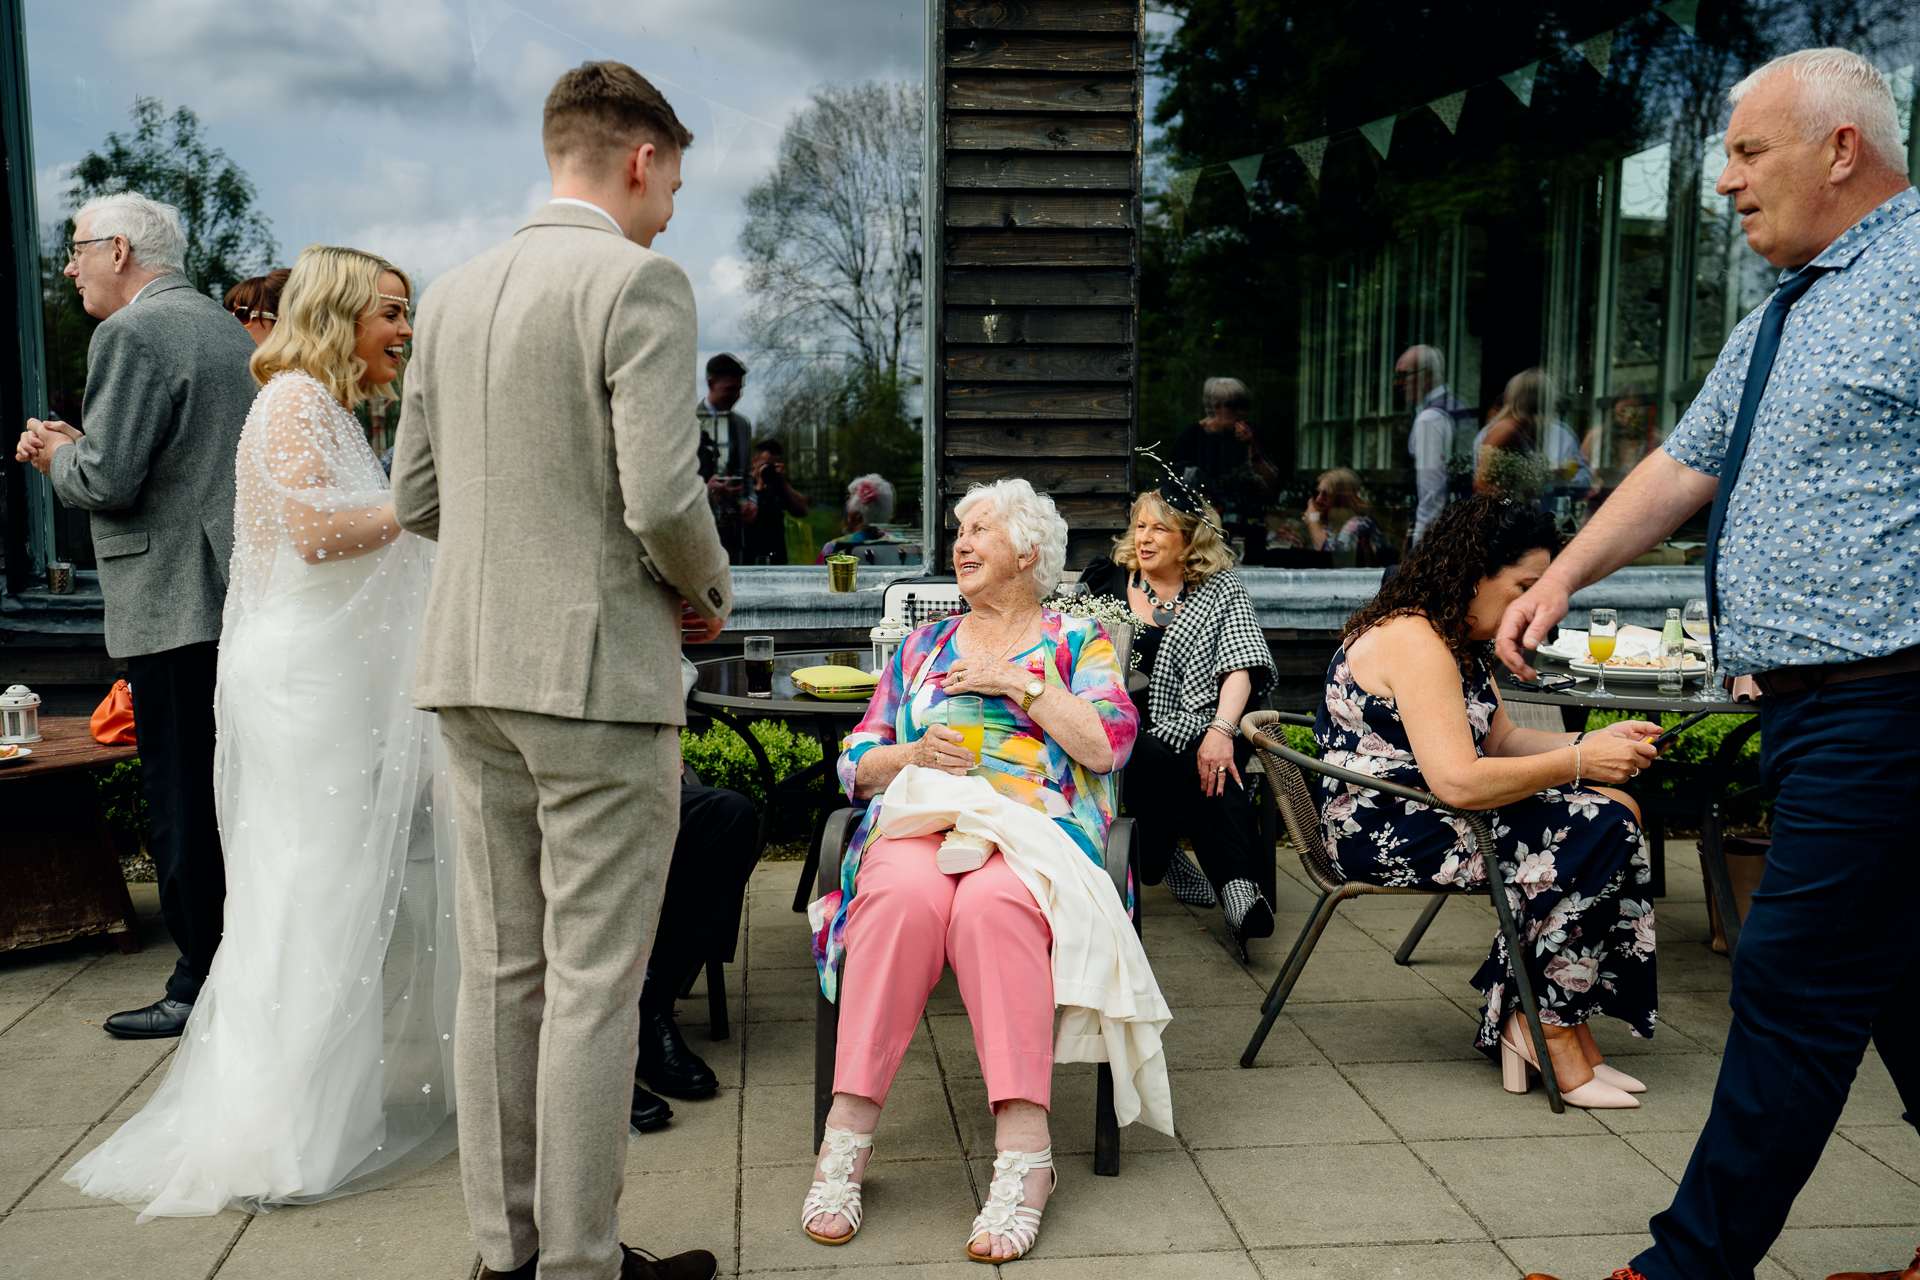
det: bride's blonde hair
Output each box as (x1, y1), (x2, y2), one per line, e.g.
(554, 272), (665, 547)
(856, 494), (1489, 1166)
(251, 244), (411, 409)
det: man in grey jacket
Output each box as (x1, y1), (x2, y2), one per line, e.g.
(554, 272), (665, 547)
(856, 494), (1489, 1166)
(393, 62), (727, 1280)
(15, 193), (257, 1038)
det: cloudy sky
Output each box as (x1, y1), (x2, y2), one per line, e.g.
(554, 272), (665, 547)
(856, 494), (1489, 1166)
(24, 0), (925, 420)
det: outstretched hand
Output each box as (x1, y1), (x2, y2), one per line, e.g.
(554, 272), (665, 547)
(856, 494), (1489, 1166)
(1495, 580), (1572, 681)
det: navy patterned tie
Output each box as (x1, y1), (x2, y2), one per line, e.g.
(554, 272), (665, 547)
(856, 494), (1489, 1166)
(1702, 266), (1825, 644)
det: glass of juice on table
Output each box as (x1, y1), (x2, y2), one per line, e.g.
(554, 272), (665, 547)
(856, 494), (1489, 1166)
(1587, 609), (1618, 699)
(744, 635), (775, 698)
(946, 696), (985, 767)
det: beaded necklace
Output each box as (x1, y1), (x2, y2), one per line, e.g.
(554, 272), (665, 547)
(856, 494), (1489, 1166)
(1131, 570), (1188, 627)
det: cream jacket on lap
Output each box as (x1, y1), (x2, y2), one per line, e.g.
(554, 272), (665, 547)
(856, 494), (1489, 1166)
(872, 765), (1174, 1135)
(392, 202), (730, 724)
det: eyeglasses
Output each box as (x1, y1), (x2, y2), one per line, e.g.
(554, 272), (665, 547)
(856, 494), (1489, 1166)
(64, 236), (117, 263)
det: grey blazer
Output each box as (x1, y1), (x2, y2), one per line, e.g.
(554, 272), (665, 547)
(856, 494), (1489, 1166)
(393, 203), (732, 725)
(49, 275), (259, 658)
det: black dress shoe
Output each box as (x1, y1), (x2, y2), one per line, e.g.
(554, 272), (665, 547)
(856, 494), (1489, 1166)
(638, 1010), (718, 1100)
(477, 1253), (536, 1280)
(631, 1084), (673, 1132)
(103, 997), (194, 1039)
(621, 1243), (717, 1280)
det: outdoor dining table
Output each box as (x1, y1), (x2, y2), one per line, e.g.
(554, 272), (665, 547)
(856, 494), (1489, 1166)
(0, 716), (142, 954)
(1502, 676), (1762, 954)
(690, 648), (879, 913)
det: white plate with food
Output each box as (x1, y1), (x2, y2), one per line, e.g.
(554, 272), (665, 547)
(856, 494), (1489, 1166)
(0, 745), (33, 765)
(1565, 656), (1708, 684)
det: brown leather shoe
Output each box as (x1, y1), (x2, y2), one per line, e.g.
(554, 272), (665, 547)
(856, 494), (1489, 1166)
(477, 1255), (535, 1280)
(621, 1243), (718, 1280)
(1826, 1247), (1920, 1280)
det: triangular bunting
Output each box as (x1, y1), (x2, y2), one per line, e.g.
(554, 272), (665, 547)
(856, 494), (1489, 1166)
(468, 0), (515, 64)
(1657, 0), (1699, 34)
(707, 99), (752, 175)
(1581, 31), (1615, 78)
(1168, 166), (1202, 209)
(1291, 137), (1328, 183)
(1499, 62), (1540, 108)
(1357, 114), (1396, 160)
(1227, 153), (1264, 195)
(1428, 91), (1466, 134)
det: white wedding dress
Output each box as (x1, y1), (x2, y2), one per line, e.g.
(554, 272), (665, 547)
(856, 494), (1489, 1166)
(66, 370), (459, 1220)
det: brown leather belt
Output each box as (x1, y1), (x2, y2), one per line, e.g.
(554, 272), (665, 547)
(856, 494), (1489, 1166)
(1751, 644), (1920, 698)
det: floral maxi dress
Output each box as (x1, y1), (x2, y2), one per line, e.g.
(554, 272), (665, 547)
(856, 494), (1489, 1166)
(1315, 647), (1658, 1054)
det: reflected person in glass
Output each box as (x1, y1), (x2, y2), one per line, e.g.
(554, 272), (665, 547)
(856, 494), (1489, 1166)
(807, 478), (1161, 1262)
(1317, 497), (1662, 1108)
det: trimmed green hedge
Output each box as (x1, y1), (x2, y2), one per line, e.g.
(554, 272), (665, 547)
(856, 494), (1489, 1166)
(681, 719), (826, 842)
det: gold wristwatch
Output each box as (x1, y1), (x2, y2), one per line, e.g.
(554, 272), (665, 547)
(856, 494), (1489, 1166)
(1021, 678), (1045, 712)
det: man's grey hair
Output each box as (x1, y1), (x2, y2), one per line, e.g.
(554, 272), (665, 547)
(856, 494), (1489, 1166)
(1730, 48), (1907, 175)
(953, 478), (1069, 597)
(1399, 344), (1445, 377)
(73, 192), (187, 275)
(1202, 376), (1250, 413)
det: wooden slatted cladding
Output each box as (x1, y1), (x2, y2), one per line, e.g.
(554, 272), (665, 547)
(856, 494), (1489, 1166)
(932, 0), (1142, 564)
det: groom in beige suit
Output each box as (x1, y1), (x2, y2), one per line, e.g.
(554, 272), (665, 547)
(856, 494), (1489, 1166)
(393, 63), (727, 1280)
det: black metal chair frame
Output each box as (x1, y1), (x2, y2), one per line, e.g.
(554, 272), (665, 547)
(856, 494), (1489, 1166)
(1237, 711), (1567, 1113)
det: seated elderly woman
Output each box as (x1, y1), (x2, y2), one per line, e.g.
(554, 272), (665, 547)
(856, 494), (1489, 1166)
(1315, 495), (1660, 1108)
(804, 478), (1171, 1261)
(1080, 481), (1277, 952)
(817, 472), (900, 562)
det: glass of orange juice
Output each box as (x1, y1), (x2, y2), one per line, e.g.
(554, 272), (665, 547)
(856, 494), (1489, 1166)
(1587, 608), (1618, 699)
(946, 696), (985, 768)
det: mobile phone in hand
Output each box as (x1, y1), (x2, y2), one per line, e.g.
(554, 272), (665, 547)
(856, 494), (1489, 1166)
(1651, 709), (1715, 752)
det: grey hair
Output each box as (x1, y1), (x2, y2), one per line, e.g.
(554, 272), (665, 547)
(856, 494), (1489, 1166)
(1202, 376), (1250, 413)
(845, 473), (896, 524)
(1730, 48), (1907, 175)
(74, 192), (187, 275)
(953, 478), (1069, 597)
(1400, 344), (1445, 377)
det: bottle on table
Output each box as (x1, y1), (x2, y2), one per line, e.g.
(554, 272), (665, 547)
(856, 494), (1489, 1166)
(1658, 607), (1685, 695)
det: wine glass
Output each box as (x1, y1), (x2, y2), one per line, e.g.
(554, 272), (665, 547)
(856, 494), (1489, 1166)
(1683, 598), (1715, 702)
(1587, 609), (1618, 699)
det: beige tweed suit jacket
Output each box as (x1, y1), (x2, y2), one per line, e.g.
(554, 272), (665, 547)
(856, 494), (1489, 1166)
(393, 203), (731, 725)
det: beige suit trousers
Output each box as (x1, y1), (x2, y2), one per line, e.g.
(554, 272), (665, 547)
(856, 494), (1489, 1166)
(438, 706), (680, 1280)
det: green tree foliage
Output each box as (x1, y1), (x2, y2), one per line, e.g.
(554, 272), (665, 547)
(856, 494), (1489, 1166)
(67, 96), (276, 299)
(42, 97), (276, 410)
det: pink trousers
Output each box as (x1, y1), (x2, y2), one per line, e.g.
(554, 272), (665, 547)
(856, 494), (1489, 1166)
(835, 835), (1055, 1110)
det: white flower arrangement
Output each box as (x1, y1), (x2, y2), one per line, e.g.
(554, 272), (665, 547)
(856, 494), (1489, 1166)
(1047, 591), (1150, 669)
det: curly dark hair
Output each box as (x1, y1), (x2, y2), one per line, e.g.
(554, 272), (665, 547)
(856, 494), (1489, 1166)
(1341, 496), (1563, 676)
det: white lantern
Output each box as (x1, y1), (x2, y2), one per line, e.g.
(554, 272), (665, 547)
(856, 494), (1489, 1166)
(869, 615), (910, 675)
(0, 684), (42, 744)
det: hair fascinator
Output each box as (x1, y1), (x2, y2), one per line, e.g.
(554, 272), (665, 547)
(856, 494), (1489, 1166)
(1136, 441), (1222, 533)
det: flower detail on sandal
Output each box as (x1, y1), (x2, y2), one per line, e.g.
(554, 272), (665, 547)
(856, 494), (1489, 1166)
(801, 1126), (873, 1245)
(966, 1146), (1055, 1263)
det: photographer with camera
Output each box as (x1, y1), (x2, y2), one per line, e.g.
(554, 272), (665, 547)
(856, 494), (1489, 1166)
(742, 439), (808, 565)
(697, 351), (757, 563)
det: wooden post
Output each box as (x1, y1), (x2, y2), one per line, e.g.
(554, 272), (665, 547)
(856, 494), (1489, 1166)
(929, 0), (1143, 565)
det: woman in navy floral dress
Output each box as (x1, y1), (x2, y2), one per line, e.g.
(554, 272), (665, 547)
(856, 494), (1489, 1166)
(1315, 497), (1662, 1109)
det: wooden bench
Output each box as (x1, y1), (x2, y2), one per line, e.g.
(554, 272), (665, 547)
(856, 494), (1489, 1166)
(0, 716), (142, 953)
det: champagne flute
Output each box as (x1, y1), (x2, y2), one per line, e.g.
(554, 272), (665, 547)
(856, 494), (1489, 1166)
(1683, 598), (1715, 702)
(1587, 609), (1618, 699)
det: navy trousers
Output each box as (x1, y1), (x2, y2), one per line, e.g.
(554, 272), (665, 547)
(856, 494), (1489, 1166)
(125, 641), (226, 1005)
(1636, 673), (1920, 1280)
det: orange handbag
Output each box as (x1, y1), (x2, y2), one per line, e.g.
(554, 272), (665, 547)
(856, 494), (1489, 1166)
(91, 678), (137, 745)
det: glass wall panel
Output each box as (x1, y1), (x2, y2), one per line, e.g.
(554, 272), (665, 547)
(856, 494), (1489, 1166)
(1143, 0), (1920, 566)
(18, 0), (924, 574)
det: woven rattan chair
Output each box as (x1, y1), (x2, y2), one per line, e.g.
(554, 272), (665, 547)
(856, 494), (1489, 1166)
(809, 622), (1143, 1175)
(1237, 710), (1566, 1112)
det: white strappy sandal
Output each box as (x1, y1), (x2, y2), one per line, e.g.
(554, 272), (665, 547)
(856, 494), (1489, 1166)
(965, 1145), (1055, 1263)
(801, 1126), (874, 1245)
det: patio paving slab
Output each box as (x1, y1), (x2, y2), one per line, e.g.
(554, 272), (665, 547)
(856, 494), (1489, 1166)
(0, 854), (1911, 1277)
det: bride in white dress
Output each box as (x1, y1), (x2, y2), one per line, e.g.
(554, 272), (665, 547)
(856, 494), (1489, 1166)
(66, 245), (459, 1220)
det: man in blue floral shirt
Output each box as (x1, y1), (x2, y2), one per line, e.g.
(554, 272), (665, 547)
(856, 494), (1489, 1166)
(1498, 49), (1920, 1280)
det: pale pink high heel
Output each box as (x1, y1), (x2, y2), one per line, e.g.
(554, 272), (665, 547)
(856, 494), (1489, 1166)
(1592, 1063), (1647, 1094)
(1499, 1014), (1639, 1110)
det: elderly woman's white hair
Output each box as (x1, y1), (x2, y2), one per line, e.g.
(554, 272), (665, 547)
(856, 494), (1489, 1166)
(1730, 48), (1907, 173)
(74, 193), (187, 276)
(953, 478), (1069, 597)
(846, 473), (896, 524)
(1202, 376), (1250, 413)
